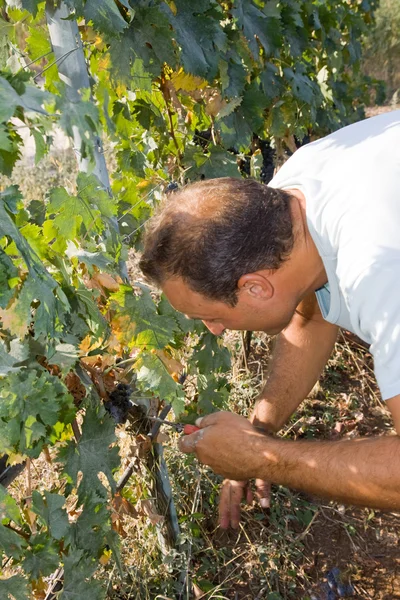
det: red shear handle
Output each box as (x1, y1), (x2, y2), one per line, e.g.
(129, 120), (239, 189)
(183, 424), (200, 435)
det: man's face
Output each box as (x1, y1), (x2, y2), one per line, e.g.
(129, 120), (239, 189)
(162, 277), (297, 336)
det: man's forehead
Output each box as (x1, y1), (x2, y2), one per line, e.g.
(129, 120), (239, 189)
(162, 278), (223, 316)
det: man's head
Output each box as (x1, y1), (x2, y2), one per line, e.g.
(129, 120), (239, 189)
(140, 178), (294, 301)
(139, 177), (306, 334)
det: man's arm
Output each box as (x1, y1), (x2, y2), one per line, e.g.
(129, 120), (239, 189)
(253, 292), (339, 432)
(218, 293), (338, 528)
(181, 407), (400, 511)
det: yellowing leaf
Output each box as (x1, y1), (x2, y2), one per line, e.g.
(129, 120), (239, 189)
(99, 548), (112, 565)
(139, 499), (164, 526)
(171, 69), (207, 92)
(136, 180), (152, 189)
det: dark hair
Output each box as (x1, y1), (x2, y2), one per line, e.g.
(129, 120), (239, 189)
(139, 178), (294, 305)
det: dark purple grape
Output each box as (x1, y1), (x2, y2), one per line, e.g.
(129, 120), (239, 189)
(165, 182), (179, 194)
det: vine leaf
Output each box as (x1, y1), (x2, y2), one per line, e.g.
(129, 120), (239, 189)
(0, 523), (27, 560)
(32, 491), (69, 540)
(59, 407), (119, 503)
(84, 0), (128, 36)
(232, 0), (282, 59)
(22, 533), (60, 580)
(0, 485), (22, 524)
(110, 284), (178, 349)
(61, 550), (104, 600)
(0, 575), (29, 600)
(161, 0), (227, 78)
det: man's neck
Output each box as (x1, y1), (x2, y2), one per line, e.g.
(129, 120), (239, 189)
(288, 188), (328, 295)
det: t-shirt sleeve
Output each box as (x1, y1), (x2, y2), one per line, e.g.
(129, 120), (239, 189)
(351, 263), (400, 400)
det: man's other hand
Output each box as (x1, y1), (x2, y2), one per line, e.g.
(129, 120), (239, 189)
(218, 478), (271, 529)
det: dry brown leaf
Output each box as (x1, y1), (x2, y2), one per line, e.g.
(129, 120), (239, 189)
(205, 91), (226, 117)
(154, 349), (184, 377)
(111, 494), (139, 538)
(92, 272), (120, 292)
(139, 499), (164, 526)
(154, 431), (170, 444)
(112, 493), (139, 519)
(32, 577), (47, 599)
(136, 434), (153, 458)
(65, 372), (86, 403)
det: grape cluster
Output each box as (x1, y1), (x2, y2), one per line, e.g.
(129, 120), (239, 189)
(258, 139), (275, 185)
(105, 383), (134, 424)
(165, 181), (179, 194)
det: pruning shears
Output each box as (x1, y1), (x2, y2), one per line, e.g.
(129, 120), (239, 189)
(148, 417), (200, 435)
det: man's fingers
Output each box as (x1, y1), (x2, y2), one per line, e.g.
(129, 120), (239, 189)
(195, 411), (223, 428)
(218, 480), (247, 529)
(255, 479), (271, 509)
(178, 429), (204, 453)
(218, 480), (232, 529)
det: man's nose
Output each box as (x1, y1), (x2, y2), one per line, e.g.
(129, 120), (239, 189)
(202, 321), (225, 336)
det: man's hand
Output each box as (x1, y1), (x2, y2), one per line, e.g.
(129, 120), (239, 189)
(218, 402), (273, 529)
(178, 411), (272, 481)
(218, 478), (271, 529)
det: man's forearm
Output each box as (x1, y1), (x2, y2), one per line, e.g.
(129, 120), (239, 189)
(255, 311), (338, 432)
(258, 434), (400, 510)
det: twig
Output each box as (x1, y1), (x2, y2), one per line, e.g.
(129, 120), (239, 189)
(116, 405), (172, 493)
(71, 418), (81, 442)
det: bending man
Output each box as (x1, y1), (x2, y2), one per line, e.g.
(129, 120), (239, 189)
(139, 110), (400, 528)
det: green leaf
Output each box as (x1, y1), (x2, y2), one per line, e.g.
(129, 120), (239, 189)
(188, 146), (240, 179)
(0, 485), (22, 524)
(46, 185), (103, 241)
(0, 575), (29, 600)
(65, 242), (114, 270)
(59, 407), (119, 503)
(72, 495), (111, 554)
(76, 172), (117, 219)
(0, 370), (75, 457)
(21, 0), (41, 17)
(260, 62), (284, 100)
(32, 491), (69, 540)
(0, 77), (20, 121)
(0, 124), (12, 151)
(0, 248), (18, 309)
(193, 333), (231, 373)
(283, 66), (320, 105)
(232, 0), (282, 59)
(240, 82), (270, 133)
(135, 352), (184, 413)
(110, 284), (178, 349)
(61, 551), (104, 600)
(0, 523), (27, 559)
(84, 0), (128, 36)
(26, 25), (51, 59)
(31, 129), (47, 165)
(22, 533), (60, 579)
(47, 343), (79, 369)
(198, 377), (229, 414)
(162, 0), (226, 78)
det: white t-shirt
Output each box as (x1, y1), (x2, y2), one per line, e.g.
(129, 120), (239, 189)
(269, 111), (400, 400)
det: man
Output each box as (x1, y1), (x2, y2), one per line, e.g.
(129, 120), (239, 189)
(139, 110), (400, 529)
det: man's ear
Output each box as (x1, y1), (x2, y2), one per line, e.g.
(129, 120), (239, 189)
(237, 273), (274, 300)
